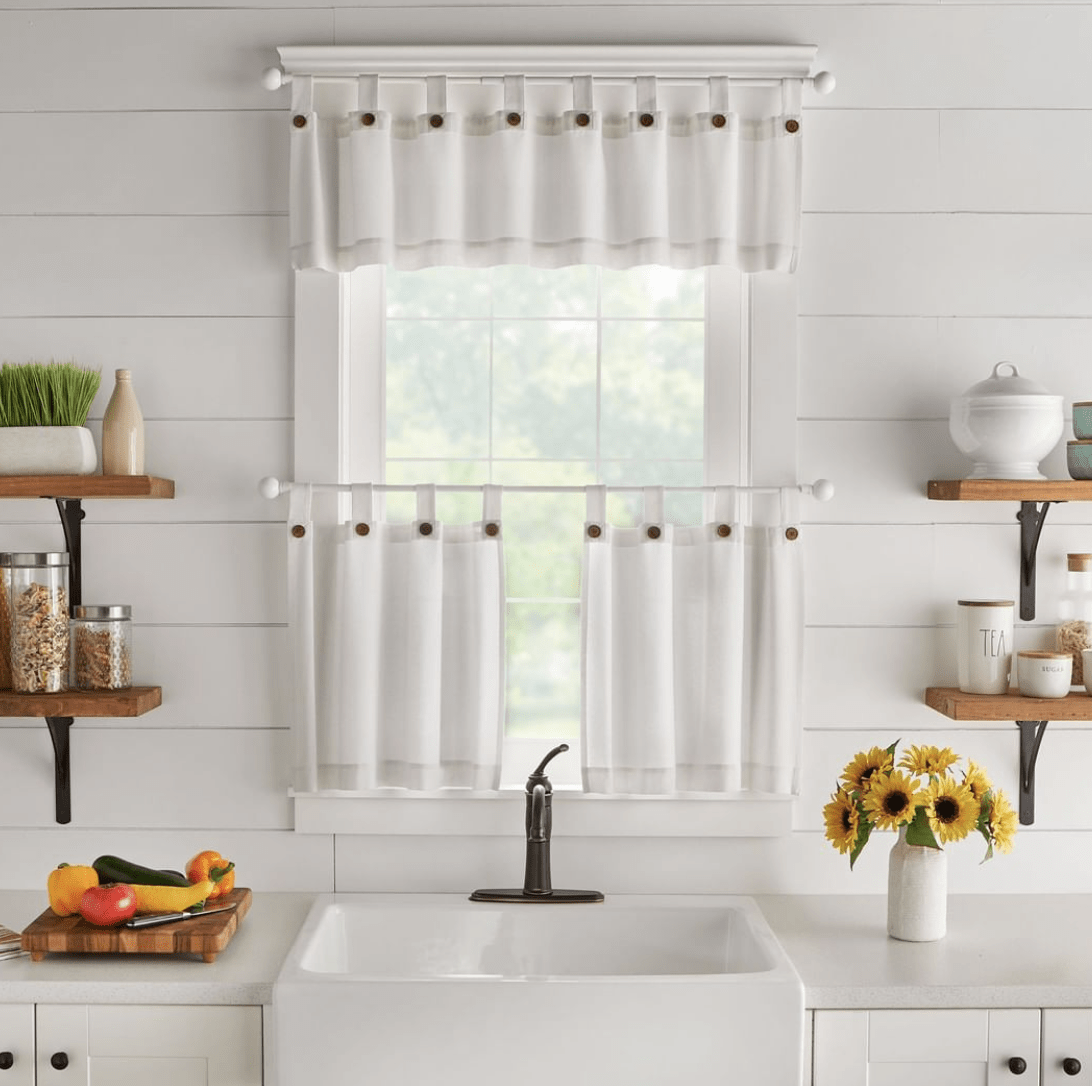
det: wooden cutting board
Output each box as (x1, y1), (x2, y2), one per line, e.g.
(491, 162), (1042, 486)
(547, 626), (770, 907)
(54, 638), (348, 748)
(21, 887), (251, 963)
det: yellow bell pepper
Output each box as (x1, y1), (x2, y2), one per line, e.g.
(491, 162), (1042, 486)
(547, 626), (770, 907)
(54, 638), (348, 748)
(132, 879), (217, 915)
(48, 863), (99, 916)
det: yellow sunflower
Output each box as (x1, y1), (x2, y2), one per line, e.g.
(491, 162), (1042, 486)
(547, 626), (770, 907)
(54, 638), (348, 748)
(841, 746), (893, 794)
(963, 759), (993, 802)
(987, 789), (1019, 854)
(823, 787), (860, 855)
(899, 744), (959, 777)
(862, 770), (921, 831)
(921, 777), (980, 843)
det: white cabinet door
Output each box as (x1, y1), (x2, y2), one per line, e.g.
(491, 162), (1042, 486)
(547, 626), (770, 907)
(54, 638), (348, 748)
(813, 1008), (1040, 1086)
(36, 1004), (262, 1086)
(1042, 1009), (1092, 1086)
(0, 1004), (35, 1086)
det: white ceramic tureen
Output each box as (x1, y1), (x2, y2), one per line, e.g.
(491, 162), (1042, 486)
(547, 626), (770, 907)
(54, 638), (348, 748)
(949, 362), (1064, 480)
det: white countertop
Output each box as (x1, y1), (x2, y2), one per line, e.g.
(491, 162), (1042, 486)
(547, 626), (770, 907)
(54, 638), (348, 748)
(1, 890), (1090, 1009)
(0, 890), (315, 1006)
(756, 894), (1092, 1009)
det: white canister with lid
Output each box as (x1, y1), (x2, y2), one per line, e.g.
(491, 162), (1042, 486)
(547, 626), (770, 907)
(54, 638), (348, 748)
(957, 599), (1014, 695)
(949, 362), (1064, 480)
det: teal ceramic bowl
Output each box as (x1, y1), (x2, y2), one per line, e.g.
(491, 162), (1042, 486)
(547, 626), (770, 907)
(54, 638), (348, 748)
(1068, 439), (1092, 479)
(1074, 401), (1092, 440)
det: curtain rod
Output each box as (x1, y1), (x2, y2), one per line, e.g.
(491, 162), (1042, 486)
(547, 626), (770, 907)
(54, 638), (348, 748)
(258, 477), (835, 501)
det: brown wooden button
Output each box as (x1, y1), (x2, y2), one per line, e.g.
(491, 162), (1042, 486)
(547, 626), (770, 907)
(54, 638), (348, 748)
(785, 526), (799, 540)
(506, 112), (522, 127)
(646, 525), (662, 539)
(717, 524), (731, 538)
(355, 523), (370, 536)
(292, 115), (307, 129)
(419, 522), (434, 535)
(785, 119), (800, 134)
(484, 522), (500, 537)
(429, 114), (444, 129)
(291, 524), (306, 538)
(587, 524), (602, 538)
(711, 114), (727, 129)
(639, 113), (655, 128)
(575, 112), (591, 127)
(361, 112), (376, 127)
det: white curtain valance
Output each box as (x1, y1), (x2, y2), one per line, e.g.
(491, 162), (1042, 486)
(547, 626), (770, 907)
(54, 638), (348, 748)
(276, 46), (828, 274)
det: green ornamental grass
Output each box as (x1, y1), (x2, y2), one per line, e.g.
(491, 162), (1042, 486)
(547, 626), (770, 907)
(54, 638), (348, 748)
(0, 362), (101, 428)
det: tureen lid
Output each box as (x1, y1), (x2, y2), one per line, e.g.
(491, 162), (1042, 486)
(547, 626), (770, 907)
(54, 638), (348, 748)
(960, 361), (1054, 398)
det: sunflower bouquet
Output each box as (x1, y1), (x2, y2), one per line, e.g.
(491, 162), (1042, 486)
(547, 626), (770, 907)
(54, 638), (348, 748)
(823, 742), (1017, 868)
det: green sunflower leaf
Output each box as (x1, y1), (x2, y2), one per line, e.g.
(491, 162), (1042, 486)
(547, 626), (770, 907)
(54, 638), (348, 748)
(904, 806), (940, 849)
(848, 807), (873, 870)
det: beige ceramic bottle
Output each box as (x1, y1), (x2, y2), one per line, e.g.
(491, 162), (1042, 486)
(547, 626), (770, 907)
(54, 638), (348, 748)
(101, 369), (144, 475)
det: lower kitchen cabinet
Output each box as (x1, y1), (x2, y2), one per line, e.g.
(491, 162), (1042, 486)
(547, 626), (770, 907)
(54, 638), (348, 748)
(0, 1003), (262, 1086)
(814, 1008), (1092, 1086)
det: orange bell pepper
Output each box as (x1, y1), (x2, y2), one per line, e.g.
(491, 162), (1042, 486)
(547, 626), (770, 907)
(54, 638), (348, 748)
(48, 863), (99, 916)
(185, 850), (235, 901)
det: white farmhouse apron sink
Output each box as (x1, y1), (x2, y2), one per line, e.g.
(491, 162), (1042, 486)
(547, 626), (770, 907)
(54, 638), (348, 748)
(273, 893), (804, 1086)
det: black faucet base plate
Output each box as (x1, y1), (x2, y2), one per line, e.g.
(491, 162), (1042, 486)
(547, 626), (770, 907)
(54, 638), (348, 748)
(469, 888), (605, 903)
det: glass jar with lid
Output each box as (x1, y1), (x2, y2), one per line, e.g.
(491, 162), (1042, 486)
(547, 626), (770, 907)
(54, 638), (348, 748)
(0, 553), (12, 690)
(9, 552), (69, 693)
(1056, 553), (1092, 688)
(70, 605), (132, 691)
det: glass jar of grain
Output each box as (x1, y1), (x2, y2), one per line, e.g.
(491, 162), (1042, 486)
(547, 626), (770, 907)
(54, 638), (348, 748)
(70, 605), (132, 691)
(9, 552), (69, 693)
(1056, 553), (1092, 689)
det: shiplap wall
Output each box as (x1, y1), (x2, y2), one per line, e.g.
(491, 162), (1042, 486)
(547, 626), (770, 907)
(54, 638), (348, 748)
(2, 0), (1092, 898)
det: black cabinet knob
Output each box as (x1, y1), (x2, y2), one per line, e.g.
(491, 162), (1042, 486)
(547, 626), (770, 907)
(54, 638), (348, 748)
(1064, 1058), (1083, 1076)
(1009, 1056), (1028, 1075)
(0, 1052), (12, 1070)
(50, 1052), (68, 1071)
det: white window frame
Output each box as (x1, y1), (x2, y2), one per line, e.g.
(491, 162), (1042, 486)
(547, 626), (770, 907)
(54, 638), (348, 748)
(284, 45), (807, 836)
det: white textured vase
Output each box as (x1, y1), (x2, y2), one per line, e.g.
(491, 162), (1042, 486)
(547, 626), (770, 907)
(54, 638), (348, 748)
(101, 368), (144, 475)
(887, 826), (947, 942)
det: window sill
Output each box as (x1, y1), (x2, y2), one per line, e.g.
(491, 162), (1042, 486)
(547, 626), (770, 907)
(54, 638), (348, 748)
(290, 789), (794, 837)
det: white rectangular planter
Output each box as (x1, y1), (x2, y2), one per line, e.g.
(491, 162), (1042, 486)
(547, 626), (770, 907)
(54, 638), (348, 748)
(0, 426), (97, 475)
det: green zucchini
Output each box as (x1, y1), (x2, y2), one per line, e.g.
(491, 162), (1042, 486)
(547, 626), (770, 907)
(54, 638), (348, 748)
(92, 855), (191, 888)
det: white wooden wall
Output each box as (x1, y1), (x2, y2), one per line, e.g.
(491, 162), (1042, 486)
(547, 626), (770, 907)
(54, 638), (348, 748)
(1, 0), (1091, 897)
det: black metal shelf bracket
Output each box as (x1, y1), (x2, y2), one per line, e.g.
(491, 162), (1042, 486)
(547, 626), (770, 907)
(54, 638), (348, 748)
(1016, 500), (1053, 621)
(42, 499), (84, 824)
(55, 497), (84, 609)
(46, 716), (73, 824)
(1017, 720), (1048, 826)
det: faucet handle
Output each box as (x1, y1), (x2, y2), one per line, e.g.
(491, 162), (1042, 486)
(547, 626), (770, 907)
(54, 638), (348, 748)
(530, 743), (569, 780)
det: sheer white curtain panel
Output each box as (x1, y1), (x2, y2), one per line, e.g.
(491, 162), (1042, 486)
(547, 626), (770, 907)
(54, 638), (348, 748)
(286, 483), (506, 792)
(288, 72), (803, 272)
(581, 486), (804, 796)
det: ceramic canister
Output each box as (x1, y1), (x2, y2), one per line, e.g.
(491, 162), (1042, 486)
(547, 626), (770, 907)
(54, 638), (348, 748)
(957, 600), (1015, 695)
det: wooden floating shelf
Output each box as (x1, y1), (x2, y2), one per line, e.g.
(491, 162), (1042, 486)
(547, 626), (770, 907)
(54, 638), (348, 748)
(928, 479), (1092, 502)
(0, 686), (161, 719)
(0, 475), (174, 499)
(926, 687), (1092, 722)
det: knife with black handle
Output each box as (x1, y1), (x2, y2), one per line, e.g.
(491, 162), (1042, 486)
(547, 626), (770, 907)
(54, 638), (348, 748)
(123, 904), (237, 929)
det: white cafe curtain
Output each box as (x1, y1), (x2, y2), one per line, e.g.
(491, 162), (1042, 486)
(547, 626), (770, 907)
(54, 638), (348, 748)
(581, 486), (804, 796)
(287, 483), (505, 792)
(288, 70), (804, 272)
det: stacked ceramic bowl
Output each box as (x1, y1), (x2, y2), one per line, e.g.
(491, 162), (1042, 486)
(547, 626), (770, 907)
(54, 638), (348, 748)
(1070, 403), (1092, 479)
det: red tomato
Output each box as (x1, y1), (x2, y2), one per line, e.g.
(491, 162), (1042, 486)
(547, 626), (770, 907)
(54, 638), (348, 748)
(79, 883), (137, 926)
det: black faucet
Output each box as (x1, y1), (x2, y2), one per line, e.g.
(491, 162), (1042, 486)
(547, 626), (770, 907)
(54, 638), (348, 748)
(470, 744), (604, 904)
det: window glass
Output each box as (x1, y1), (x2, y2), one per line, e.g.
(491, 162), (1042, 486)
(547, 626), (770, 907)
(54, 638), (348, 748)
(385, 266), (705, 740)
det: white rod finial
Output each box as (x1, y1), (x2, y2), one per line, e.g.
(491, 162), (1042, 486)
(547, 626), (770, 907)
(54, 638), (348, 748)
(810, 71), (836, 95)
(259, 476), (284, 499)
(262, 66), (287, 91)
(810, 479), (835, 502)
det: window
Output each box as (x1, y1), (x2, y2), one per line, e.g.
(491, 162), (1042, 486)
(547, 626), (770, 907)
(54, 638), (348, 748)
(292, 260), (798, 802)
